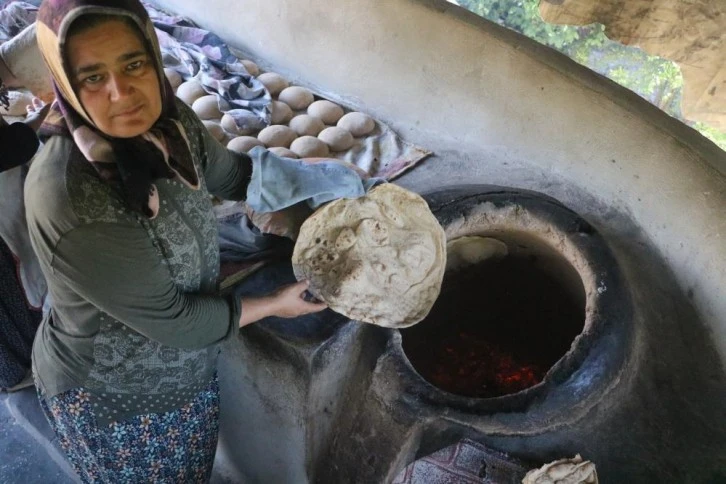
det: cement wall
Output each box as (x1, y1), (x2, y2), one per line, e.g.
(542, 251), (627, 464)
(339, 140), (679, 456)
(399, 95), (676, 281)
(150, 0), (725, 366)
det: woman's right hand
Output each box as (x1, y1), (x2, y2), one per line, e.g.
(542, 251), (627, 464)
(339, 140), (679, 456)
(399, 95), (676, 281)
(239, 280), (328, 328)
(24, 97), (50, 132)
(268, 280), (328, 318)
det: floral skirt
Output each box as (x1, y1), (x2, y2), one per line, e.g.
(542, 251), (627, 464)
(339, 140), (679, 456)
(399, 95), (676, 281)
(38, 376), (219, 483)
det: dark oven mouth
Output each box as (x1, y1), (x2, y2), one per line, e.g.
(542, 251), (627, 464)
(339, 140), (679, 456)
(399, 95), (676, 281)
(394, 189), (633, 424)
(401, 230), (587, 399)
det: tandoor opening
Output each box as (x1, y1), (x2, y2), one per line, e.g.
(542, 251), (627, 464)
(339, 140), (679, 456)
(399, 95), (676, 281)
(401, 232), (586, 398)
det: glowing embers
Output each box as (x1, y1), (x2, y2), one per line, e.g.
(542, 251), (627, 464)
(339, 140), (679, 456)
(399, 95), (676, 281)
(401, 236), (586, 398)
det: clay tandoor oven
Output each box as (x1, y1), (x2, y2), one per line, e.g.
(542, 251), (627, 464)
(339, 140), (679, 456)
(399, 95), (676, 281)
(218, 185), (636, 483)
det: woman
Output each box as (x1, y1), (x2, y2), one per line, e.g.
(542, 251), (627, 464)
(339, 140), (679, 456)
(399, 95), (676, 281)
(26, 0), (326, 481)
(0, 81), (48, 391)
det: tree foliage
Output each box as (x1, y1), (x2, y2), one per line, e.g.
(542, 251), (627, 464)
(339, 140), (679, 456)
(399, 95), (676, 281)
(456, 0), (726, 151)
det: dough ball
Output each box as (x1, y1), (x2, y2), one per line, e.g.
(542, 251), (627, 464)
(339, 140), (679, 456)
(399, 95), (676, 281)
(268, 147), (299, 159)
(337, 112), (376, 137)
(164, 68), (183, 89)
(221, 113), (255, 136)
(290, 136), (330, 158)
(240, 60), (260, 77)
(318, 127), (354, 152)
(176, 80), (206, 105)
(258, 125), (297, 148)
(228, 136), (264, 153)
(192, 95), (222, 120)
(0, 90), (34, 116)
(257, 72), (289, 97)
(202, 120), (226, 142)
(292, 183), (446, 328)
(307, 100), (345, 125)
(270, 101), (294, 124)
(278, 86), (314, 110)
(289, 114), (325, 137)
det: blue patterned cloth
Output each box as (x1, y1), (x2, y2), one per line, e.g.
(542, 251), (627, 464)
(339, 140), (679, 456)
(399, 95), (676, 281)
(38, 375), (220, 483)
(246, 146), (383, 213)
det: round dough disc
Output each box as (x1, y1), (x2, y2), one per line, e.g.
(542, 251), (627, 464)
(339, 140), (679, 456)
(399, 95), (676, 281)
(289, 114), (325, 137)
(337, 112), (376, 137)
(257, 72), (289, 97)
(221, 113), (255, 136)
(176, 80), (206, 105)
(292, 183), (446, 328)
(258, 125), (297, 148)
(318, 126), (354, 152)
(270, 101), (294, 125)
(307, 100), (344, 125)
(228, 136), (264, 153)
(278, 86), (315, 110)
(268, 147), (299, 159)
(240, 59), (260, 77)
(290, 136), (330, 158)
(192, 95), (222, 120)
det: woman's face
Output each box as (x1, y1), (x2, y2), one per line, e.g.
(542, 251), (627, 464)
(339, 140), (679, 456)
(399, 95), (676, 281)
(66, 19), (162, 138)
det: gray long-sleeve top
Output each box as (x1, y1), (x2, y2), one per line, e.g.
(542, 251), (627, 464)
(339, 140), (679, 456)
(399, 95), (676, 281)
(25, 101), (251, 425)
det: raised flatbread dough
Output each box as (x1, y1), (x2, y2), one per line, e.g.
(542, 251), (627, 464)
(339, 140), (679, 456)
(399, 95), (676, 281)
(318, 126), (354, 152)
(228, 136), (264, 153)
(290, 136), (330, 158)
(292, 183), (446, 328)
(337, 112), (376, 137)
(221, 113), (254, 136)
(289, 114), (325, 136)
(307, 100), (344, 125)
(257, 72), (289, 97)
(176, 80), (206, 105)
(270, 101), (294, 125)
(192, 95), (222, 120)
(278, 86), (314, 110)
(240, 60), (260, 77)
(258, 125), (297, 148)
(268, 147), (299, 159)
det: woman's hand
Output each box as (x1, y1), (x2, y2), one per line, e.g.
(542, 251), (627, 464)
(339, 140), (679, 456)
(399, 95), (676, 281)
(239, 280), (327, 328)
(24, 97), (50, 132)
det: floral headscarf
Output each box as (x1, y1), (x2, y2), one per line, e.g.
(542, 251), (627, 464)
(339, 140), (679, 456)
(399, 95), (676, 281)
(36, 0), (199, 217)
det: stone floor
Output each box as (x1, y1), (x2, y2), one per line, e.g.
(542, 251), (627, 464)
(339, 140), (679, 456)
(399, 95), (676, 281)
(2, 384), (516, 483)
(0, 387), (237, 483)
(0, 387), (75, 484)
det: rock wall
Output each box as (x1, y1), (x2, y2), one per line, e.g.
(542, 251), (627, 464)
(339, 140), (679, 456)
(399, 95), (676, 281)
(540, 0), (726, 129)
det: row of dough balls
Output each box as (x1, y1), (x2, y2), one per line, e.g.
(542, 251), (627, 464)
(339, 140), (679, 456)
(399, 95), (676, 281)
(164, 64), (377, 159)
